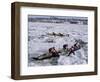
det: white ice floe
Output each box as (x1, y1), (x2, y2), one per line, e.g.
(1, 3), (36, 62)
(28, 19), (88, 66)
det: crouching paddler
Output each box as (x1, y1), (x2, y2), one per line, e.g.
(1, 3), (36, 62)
(32, 47), (60, 60)
(58, 44), (69, 56)
(68, 42), (81, 56)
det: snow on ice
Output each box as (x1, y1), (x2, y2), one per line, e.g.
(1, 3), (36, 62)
(28, 16), (88, 66)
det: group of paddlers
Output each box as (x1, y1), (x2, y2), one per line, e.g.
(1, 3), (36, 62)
(32, 42), (81, 60)
(47, 32), (69, 37)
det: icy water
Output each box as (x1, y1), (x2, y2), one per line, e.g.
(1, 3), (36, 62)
(28, 18), (88, 67)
